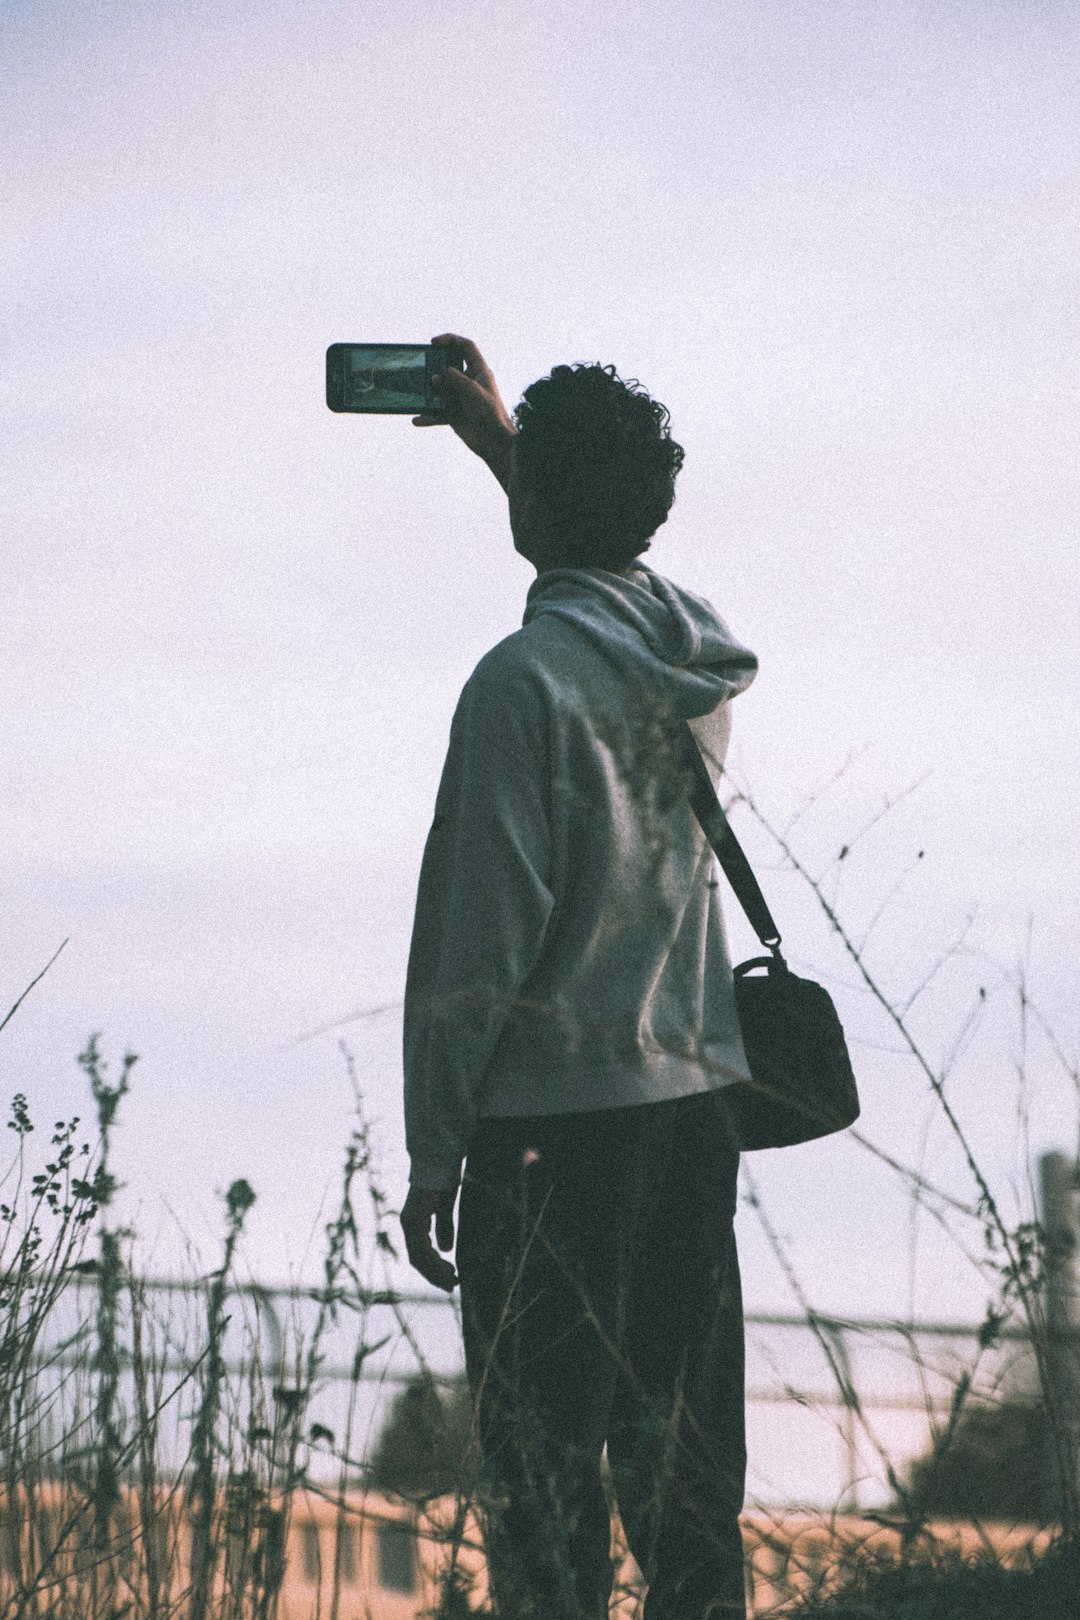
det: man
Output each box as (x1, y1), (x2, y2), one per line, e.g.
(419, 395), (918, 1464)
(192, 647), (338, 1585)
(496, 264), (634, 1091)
(400, 336), (758, 1620)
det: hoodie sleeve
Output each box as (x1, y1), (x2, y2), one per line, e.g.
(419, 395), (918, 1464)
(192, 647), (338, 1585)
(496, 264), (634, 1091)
(403, 656), (555, 1190)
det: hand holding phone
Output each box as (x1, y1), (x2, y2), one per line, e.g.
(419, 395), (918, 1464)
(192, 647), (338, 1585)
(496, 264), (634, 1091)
(325, 334), (517, 490)
(414, 334), (516, 489)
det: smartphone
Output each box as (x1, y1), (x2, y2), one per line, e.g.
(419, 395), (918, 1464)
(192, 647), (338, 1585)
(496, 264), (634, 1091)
(325, 343), (462, 415)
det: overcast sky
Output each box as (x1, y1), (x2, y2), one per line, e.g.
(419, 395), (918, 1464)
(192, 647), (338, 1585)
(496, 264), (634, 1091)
(3, 0), (1078, 1365)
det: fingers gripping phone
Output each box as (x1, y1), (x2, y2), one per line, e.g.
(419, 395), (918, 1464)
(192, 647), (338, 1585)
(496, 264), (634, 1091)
(325, 343), (463, 415)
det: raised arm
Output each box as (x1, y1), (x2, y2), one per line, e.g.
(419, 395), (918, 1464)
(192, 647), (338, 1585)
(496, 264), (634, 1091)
(412, 334), (517, 491)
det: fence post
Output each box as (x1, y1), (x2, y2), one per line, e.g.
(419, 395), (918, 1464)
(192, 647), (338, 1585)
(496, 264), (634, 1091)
(1039, 1150), (1080, 1525)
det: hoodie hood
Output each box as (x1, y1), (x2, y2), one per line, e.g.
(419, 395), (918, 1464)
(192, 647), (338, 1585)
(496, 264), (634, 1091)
(522, 564), (757, 721)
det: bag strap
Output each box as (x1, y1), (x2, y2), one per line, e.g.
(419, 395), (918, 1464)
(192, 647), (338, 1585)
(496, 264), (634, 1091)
(679, 723), (783, 953)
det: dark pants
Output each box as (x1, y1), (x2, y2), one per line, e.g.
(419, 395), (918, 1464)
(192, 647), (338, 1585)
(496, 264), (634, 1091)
(457, 1090), (747, 1620)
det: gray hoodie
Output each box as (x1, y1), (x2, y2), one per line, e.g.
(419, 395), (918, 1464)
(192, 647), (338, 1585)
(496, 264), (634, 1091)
(403, 565), (758, 1190)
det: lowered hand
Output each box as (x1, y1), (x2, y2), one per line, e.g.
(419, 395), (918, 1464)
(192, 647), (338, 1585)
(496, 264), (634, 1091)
(400, 1184), (459, 1292)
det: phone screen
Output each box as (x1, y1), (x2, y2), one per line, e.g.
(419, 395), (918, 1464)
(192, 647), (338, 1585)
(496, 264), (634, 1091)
(326, 343), (454, 414)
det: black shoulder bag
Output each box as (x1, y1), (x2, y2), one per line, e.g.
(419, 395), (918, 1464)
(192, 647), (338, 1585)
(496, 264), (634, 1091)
(680, 724), (860, 1151)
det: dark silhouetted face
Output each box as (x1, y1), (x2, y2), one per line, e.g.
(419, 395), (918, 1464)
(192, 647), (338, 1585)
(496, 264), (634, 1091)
(507, 439), (553, 572)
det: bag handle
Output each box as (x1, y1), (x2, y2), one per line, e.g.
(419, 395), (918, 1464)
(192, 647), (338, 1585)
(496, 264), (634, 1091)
(679, 723), (783, 955)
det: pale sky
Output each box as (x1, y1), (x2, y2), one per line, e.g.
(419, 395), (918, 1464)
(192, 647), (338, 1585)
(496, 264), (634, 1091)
(3, 0), (1078, 1383)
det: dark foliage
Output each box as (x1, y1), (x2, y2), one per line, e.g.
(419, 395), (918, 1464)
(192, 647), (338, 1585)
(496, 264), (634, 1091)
(905, 1400), (1056, 1524)
(794, 1537), (1079, 1620)
(367, 1374), (476, 1501)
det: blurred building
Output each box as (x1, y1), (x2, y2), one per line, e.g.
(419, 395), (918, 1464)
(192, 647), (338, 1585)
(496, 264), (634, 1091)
(0, 1480), (1052, 1618)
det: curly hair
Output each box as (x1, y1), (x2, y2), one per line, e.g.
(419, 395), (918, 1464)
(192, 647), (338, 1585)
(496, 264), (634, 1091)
(512, 363), (685, 571)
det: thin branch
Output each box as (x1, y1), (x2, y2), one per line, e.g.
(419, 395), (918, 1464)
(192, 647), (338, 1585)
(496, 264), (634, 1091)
(733, 785), (1078, 1530)
(0, 939), (69, 1035)
(777, 747), (871, 841)
(854, 852), (935, 957)
(848, 1131), (977, 1218)
(741, 1167), (913, 1509)
(937, 986), (990, 1080)
(816, 772), (933, 882)
(966, 945), (1080, 1106)
(900, 911), (978, 1017)
(735, 792), (1025, 1265)
(278, 999), (402, 1051)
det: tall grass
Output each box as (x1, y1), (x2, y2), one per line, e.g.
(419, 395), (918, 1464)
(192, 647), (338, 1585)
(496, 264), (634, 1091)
(0, 1004), (406, 1616)
(0, 751), (1076, 1620)
(0, 1002), (486, 1617)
